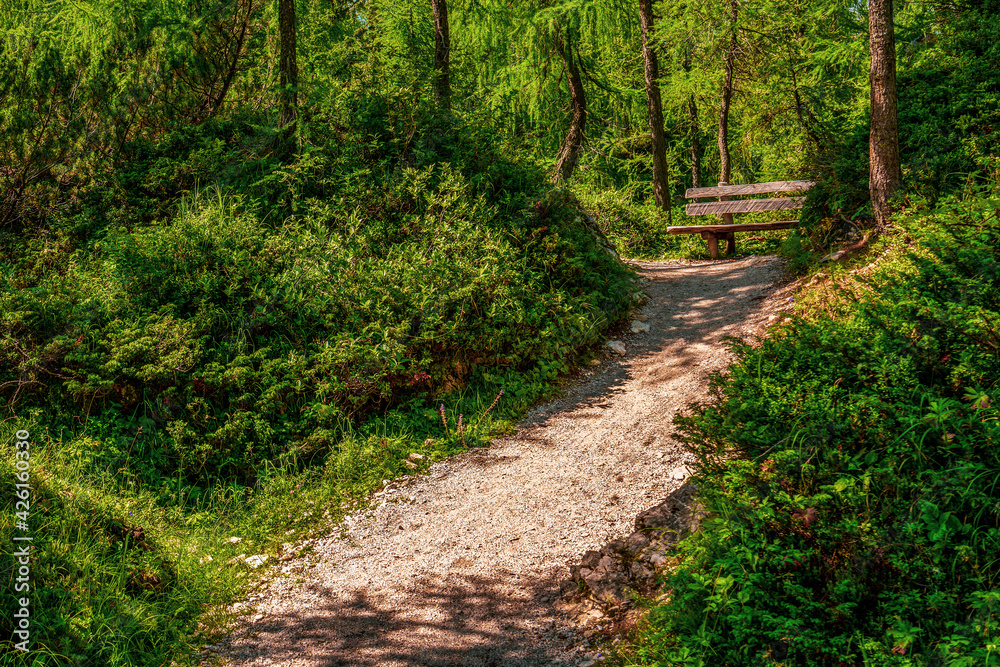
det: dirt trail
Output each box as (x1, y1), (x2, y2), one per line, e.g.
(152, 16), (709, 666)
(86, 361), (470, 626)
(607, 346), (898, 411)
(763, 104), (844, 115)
(219, 256), (790, 667)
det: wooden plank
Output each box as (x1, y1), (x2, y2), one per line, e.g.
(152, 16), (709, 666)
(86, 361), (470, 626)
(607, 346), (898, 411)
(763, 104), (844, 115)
(685, 180), (815, 199)
(685, 197), (806, 216)
(666, 220), (798, 235)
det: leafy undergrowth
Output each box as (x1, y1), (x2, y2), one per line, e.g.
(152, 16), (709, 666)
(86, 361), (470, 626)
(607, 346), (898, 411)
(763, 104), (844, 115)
(0, 108), (635, 664)
(612, 184), (1000, 666)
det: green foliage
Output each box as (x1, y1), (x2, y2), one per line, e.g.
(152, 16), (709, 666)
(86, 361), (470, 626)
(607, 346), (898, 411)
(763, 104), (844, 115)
(615, 186), (1000, 666)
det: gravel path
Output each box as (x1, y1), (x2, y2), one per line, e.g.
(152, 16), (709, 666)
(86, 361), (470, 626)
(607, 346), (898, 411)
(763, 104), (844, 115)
(219, 256), (791, 667)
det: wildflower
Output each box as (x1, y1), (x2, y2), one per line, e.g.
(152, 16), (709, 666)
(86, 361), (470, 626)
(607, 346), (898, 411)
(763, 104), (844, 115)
(476, 389), (505, 427)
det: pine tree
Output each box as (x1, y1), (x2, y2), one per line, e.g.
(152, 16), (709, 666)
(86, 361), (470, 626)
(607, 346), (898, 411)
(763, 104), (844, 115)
(868, 0), (901, 231)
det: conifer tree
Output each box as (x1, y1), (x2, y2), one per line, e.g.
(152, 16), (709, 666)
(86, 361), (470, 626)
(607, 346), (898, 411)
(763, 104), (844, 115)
(639, 0), (671, 211)
(553, 22), (588, 182)
(278, 0), (299, 131)
(868, 0), (901, 231)
(717, 0), (738, 184)
(431, 0), (451, 111)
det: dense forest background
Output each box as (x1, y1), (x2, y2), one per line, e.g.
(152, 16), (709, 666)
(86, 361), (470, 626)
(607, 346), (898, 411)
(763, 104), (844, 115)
(1, 0), (998, 664)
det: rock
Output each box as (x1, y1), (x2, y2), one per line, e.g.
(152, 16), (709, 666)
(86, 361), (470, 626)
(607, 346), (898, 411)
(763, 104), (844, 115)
(624, 531), (650, 554)
(634, 482), (701, 539)
(563, 483), (706, 612)
(630, 320), (650, 334)
(228, 554), (247, 565)
(404, 460), (419, 470)
(580, 550), (602, 570)
(605, 540), (627, 555)
(199, 555), (213, 565)
(640, 549), (670, 569)
(820, 250), (846, 262)
(408, 452), (426, 461)
(245, 554), (268, 569)
(630, 561), (654, 582)
(605, 340), (626, 356)
(634, 313), (649, 322)
(423, 438), (435, 446)
(227, 536), (242, 544)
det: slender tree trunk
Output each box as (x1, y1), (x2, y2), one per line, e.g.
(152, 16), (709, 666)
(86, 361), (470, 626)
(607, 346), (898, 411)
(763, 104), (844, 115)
(553, 27), (587, 183)
(717, 0), (738, 184)
(278, 0), (298, 131)
(791, 69), (821, 149)
(210, 0), (254, 117)
(639, 0), (670, 218)
(431, 0), (451, 111)
(869, 0), (901, 232)
(688, 94), (701, 189)
(683, 45), (701, 189)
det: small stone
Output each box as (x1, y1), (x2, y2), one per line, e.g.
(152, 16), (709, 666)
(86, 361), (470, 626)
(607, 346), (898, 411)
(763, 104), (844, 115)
(423, 438), (435, 446)
(245, 554), (268, 569)
(227, 536), (242, 544)
(634, 313), (649, 322)
(408, 452), (426, 462)
(404, 460), (418, 470)
(630, 320), (650, 334)
(199, 554), (213, 565)
(605, 340), (626, 356)
(228, 554), (247, 565)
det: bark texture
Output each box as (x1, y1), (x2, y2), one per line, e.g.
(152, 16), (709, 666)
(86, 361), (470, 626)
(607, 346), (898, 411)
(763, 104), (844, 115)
(431, 0), (451, 111)
(639, 0), (670, 214)
(717, 0), (738, 184)
(553, 28), (587, 183)
(688, 94), (701, 189)
(278, 0), (298, 130)
(868, 0), (902, 232)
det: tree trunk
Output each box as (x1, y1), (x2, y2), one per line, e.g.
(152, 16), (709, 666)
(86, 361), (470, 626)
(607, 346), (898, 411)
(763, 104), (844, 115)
(683, 43), (701, 189)
(791, 68), (821, 149)
(431, 0), (451, 111)
(553, 28), (587, 183)
(869, 0), (901, 232)
(210, 0), (255, 118)
(717, 0), (738, 184)
(639, 0), (670, 217)
(278, 0), (298, 131)
(689, 94), (701, 189)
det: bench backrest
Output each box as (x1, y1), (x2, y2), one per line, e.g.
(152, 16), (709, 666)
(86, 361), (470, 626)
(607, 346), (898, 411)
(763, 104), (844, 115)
(685, 180), (815, 217)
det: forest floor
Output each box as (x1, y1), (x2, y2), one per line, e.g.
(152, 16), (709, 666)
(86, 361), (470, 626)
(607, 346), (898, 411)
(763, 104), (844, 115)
(215, 255), (794, 667)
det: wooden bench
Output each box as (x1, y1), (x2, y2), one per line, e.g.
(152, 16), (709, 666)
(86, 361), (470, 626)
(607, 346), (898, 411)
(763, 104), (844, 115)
(667, 180), (815, 259)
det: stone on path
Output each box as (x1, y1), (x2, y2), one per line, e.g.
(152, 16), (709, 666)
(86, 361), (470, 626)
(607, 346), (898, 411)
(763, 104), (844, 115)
(605, 340), (626, 355)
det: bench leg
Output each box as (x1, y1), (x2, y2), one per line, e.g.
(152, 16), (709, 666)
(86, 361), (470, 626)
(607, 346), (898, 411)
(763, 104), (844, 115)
(700, 231), (720, 260)
(725, 231), (736, 255)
